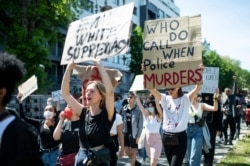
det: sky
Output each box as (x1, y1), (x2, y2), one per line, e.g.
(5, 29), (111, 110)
(174, 0), (250, 70)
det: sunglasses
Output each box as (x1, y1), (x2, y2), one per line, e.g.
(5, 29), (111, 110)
(128, 96), (134, 99)
(166, 88), (175, 91)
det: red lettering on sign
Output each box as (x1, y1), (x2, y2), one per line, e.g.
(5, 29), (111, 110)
(144, 69), (202, 88)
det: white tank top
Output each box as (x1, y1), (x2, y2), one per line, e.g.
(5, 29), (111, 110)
(144, 116), (161, 134)
(188, 103), (203, 123)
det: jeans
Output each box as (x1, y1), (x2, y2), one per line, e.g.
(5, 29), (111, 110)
(74, 149), (110, 166)
(186, 124), (203, 166)
(41, 149), (60, 166)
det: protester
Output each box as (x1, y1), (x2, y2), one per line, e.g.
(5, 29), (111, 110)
(202, 92), (223, 166)
(146, 64), (204, 166)
(17, 94), (61, 166)
(61, 59), (116, 166)
(121, 92), (143, 166)
(244, 104), (250, 129)
(53, 105), (80, 166)
(115, 95), (123, 114)
(134, 91), (163, 166)
(221, 76), (237, 145)
(234, 88), (246, 140)
(187, 90), (219, 166)
(108, 112), (125, 166)
(0, 52), (43, 166)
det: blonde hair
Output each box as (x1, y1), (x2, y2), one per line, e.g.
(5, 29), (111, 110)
(87, 80), (106, 109)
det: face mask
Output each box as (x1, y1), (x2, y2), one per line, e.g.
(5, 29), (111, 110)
(43, 110), (54, 120)
(64, 107), (73, 120)
(147, 107), (155, 113)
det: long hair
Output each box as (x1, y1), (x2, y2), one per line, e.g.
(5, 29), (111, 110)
(177, 87), (184, 98)
(87, 80), (106, 110)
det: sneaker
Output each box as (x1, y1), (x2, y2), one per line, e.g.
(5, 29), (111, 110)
(229, 141), (233, 145)
(224, 140), (228, 145)
(135, 160), (142, 166)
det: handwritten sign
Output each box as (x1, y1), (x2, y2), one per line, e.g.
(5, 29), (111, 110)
(182, 67), (219, 94)
(51, 90), (63, 101)
(60, 2), (134, 65)
(129, 75), (144, 92)
(18, 75), (38, 101)
(73, 65), (123, 106)
(143, 15), (202, 89)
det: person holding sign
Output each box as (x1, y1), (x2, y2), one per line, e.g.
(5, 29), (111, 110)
(134, 91), (163, 166)
(221, 76), (237, 145)
(186, 90), (219, 166)
(17, 93), (61, 166)
(61, 59), (115, 166)
(146, 64), (204, 166)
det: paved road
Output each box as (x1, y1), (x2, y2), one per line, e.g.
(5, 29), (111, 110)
(117, 124), (250, 166)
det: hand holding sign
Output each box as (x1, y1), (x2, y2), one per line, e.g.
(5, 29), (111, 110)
(18, 75), (38, 101)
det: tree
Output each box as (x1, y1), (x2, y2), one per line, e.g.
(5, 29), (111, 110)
(0, 0), (87, 93)
(202, 49), (250, 91)
(129, 25), (143, 77)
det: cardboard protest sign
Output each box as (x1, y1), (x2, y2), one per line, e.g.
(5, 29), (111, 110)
(73, 65), (123, 106)
(129, 74), (144, 92)
(18, 75), (38, 101)
(183, 67), (219, 94)
(51, 90), (64, 101)
(143, 15), (202, 89)
(60, 2), (134, 65)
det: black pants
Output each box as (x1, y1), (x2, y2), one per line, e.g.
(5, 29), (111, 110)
(108, 135), (119, 166)
(234, 115), (242, 137)
(222, 115), (236, 141)
(162, 131), (187, 166)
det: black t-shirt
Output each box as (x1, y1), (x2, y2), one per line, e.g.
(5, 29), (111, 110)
(0, 115), (44, 166)
(79, 108), (115, 148)
(125, 109), (132, 134)
(39, 120), (61, 149)
(61, 120), (80, 155)
(18, 103), (60, 149)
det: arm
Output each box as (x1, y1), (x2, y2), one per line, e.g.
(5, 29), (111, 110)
(93, 60), (115, 121)
(202, 88), (220, 112)
(149, 89), (161, 101)
(117, 123), (125, 157)
(61, 62), (83, 116)
(188, 64), (204, 102)
(155, 99), (163, 122)
(16, 93), (41, 128)
(53, 111), (65, 141)
(134, 91), (150, 117)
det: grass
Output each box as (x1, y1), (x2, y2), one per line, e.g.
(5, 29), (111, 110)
(216, 133), (250, 166)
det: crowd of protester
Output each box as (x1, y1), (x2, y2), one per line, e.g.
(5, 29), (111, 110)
(1, 51), (250, 166)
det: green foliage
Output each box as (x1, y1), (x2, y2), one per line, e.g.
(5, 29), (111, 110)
(216, 134), (250, 166)
(129, 25), (143, 77)
(202, 49), (250, 91)
(0, 0), (87, 93)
